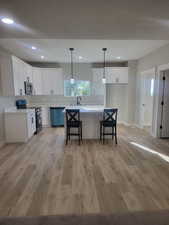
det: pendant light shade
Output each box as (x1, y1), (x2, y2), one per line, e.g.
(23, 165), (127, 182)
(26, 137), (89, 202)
(102, 48), (107, 84)
(69, 48), (75, 84)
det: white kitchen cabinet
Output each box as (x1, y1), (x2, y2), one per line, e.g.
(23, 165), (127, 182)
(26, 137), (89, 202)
(23, 61), (33, 82)
(92, 67), (128, 86)
(0, 55), (33, 96)
(0, 54), (63, 96)
(41, 68), (63, 95)
(32, 67), (43, 95)
(41, 107), (50, 127)
(12, 56), (25, 96)
(4, 108), (36, 143)
(92, 68), (105, 96)
(105, 67), (128, 84)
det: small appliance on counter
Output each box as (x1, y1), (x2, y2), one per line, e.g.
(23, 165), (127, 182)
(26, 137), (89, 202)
(24, 77), (33, 95)
(16, 99), (27, 109)
(15, 99), (42, 134)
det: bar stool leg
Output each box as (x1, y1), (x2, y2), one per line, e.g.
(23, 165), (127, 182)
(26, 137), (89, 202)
(100, 123), (102, 141)
(78, 127), (80, 145)
(81, 124), (82, 141)
(115, 125), (117, 144)
(103, 126), (105, 144)
(66, 127), (68, 145)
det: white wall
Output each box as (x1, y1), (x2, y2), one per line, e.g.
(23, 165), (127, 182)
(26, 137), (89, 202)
(0, 48), (15, 146)
(0, 97), (15, 146)
(136, 42), (169, 126)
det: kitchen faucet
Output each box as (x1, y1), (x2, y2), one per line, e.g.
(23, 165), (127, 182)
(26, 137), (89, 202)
(77, 96), (82, 105)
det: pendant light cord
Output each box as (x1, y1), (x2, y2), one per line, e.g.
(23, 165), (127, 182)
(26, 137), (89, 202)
(70, 48), (74, 79)
(103, 48), (107, 79)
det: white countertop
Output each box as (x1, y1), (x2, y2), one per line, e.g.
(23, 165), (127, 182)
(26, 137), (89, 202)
(5, 107), (35, 114)
(27, 104), (67, 108)
(64, 105), (104, 113)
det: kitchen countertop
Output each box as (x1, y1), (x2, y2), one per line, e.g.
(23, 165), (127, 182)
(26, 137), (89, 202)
(63, 105), (104, 113)
(27, 104), (67, 108)
(28, 104), (105, 110)
(5, 107), (35, 114)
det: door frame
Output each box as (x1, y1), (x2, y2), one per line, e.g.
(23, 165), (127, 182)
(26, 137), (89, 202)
(154, 63), (169, 137)
(140, 68), (156, 135)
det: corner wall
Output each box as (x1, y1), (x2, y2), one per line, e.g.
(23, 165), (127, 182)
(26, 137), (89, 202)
(136, 42), (169, 127)
(0, 48), (15, 146)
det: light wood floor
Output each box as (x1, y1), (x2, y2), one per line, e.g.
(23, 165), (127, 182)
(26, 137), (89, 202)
(0, 125), (169, 217)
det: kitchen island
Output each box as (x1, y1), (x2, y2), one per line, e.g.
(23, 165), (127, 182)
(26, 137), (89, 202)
(64, 105), (104, 139)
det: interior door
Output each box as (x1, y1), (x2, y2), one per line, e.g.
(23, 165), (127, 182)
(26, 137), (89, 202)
(140, 71), (155, 129)
(159, 70), (169, 138)
(140, 75), (147, 127)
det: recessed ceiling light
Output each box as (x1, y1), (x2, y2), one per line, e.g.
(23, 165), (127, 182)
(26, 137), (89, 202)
(1, 17), (14, 24)
(116, 56), (121, 59)
(41, 55), (44, 59)
(31, 46), (37, 50)
(79, 56), (83, 59)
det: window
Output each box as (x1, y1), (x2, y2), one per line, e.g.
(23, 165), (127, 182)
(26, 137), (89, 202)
(64, 80), (91, 97)
(150, 78), (154, 97)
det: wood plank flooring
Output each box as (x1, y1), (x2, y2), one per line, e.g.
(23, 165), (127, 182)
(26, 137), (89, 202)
(0, 125), (169, 216)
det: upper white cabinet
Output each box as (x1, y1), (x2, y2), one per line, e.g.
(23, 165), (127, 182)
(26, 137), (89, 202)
(32, 67), (43, 95)
(105, 67), (128, 84)
(92, 67), (128, 86)
(0, 54), (64, 96)
(41, 68), (63, 95)
(0, 55), (33, 96)
(12, 56), (33, 96)
(12, 56), (26, 96)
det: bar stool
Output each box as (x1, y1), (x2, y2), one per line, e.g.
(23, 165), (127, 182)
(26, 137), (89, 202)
(66, 109), (82, 145)
(100, 108), (118, 144)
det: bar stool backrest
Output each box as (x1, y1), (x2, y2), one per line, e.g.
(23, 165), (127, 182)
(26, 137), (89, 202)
(103, 108), (118, 124)
(66, 109), (80, 123)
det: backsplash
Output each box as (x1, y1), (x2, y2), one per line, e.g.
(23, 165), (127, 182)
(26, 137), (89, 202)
(28, 95), (104, 106)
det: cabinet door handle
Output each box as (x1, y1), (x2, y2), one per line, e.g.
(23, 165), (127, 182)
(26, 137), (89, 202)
(32, 117), (34, 124)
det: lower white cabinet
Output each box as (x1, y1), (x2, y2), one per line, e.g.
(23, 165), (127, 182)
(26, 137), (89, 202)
(41, 107), (50, 127)
(5, 108), (36, 143)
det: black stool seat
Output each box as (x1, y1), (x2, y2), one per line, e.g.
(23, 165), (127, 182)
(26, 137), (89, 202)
(100, 120), (116, 127)
(67, 121), (82, 127)
(100, 108), (118, 144)
(66, 109), (82, 145)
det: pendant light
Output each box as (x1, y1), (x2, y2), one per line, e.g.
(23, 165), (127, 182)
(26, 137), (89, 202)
(69, 48), (75, 84)
(102, 48), (107, 84)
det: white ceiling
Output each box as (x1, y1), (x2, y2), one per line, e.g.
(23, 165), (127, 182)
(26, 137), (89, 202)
(0, 39), (168, 63)
(1, 0), (169, 39)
